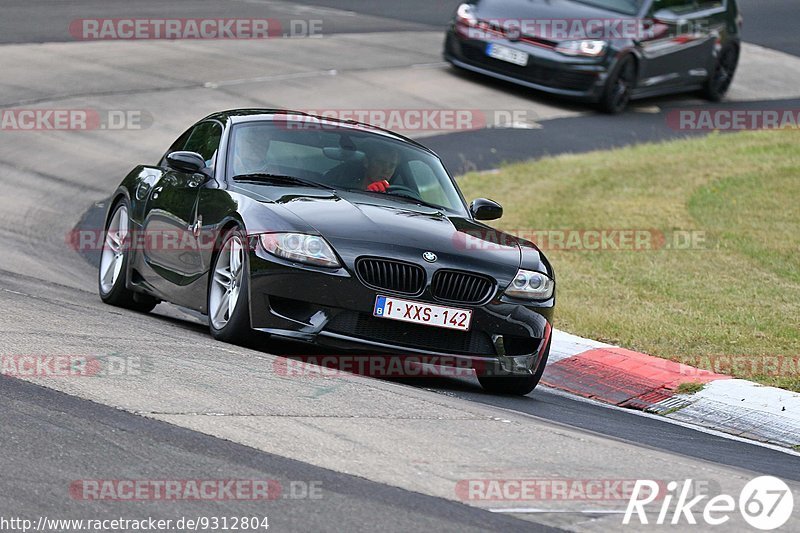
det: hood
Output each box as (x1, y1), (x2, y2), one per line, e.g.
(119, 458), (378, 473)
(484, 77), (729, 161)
(241, 186), (547, 282)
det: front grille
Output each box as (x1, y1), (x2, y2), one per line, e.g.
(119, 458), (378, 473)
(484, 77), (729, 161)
(460, 42), (597, 92)
(432, 270), (495, 305)
(356, 258), (425, 295)
(325, 311), (495, 355)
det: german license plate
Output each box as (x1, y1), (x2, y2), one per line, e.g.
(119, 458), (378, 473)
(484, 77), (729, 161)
(486, 43), (529, 66)
(373, 295), (473, 332)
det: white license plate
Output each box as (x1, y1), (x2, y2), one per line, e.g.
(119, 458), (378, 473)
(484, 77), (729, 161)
(373, 295), (473, 332)
(486, 43), (528, 66)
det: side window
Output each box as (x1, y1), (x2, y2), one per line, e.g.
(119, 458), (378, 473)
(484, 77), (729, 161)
(160, 128), (193, 166)
(183, 122), (223, 167)
(407, 160), (451, 209)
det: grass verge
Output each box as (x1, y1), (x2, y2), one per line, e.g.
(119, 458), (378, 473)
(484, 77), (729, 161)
(457, 130), (800, 391)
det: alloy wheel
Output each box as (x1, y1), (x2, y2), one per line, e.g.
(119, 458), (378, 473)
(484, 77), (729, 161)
(209, 234), (245, 330)
(99, 205), (128, 295)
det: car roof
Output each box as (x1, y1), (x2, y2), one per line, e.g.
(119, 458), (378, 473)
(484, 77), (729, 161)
(200, 108), (434, 154)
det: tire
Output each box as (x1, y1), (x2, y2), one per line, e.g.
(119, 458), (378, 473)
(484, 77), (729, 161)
(477, 339), (550, 396)
(208, 227), (252, 343)
(98, 200), (158, 312)
(701, 44), (739, 102)
(599, 55), (637, 114)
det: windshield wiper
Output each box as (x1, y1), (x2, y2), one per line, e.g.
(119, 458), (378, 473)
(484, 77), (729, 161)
(385, 192), (444, 211)
(232, 173), (334, 190)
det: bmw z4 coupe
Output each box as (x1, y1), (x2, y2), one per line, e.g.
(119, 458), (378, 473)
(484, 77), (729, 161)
(98, 110), (555, 395)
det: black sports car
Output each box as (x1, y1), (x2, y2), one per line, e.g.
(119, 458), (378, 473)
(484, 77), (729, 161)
(444, 0), (742, 112)
(98, 110), (555, 395)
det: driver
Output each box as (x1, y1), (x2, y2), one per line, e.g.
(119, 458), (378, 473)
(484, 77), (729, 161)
(232, 126), (271, 175)
(361, 140), (400, 193)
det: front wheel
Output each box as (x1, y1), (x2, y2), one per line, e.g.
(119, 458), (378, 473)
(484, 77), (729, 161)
(477, 340), (550, 396)
(599, 55), (636, 114)
(98, 200), (158, 312)
(208, 228), (252, 343)
(702, 45), (739, 101)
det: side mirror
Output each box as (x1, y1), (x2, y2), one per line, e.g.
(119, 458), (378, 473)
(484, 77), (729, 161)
(166, 151), (207, 175)
(470, 198), (503, 221)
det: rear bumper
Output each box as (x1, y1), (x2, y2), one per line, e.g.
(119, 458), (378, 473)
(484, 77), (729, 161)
(444, 28), (611, 101)
(247, 248), (554, 376)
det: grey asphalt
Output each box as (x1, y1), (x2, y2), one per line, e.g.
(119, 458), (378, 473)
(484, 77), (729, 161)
(396, 376), (800, 482)
(0, 374), (549, 532)
(0, 0), (435, 44)
(423, 95), (800, 174)
(3, 0), (797, 58)
(2, 1), (799, 531)
(283, 0), (800, 57)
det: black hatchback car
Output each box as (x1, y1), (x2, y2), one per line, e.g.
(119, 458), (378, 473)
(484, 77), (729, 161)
(444, 0), (742, 112)
(99, 110), (555, 395)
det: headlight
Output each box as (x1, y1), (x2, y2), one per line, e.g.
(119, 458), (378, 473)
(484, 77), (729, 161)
(259, 233), (340, 268)
(555, 40), (607, 57)
(456, 3), (477, 26)
(504, 269), (554, 300)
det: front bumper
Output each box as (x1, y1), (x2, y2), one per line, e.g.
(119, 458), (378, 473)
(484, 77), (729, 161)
(247, 247), (553, 376)
(444, 27), (611, 101)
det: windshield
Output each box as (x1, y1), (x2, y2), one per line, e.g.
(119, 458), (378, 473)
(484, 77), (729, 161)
(569, 0), (645, 15)
(226, 120), (468, 215)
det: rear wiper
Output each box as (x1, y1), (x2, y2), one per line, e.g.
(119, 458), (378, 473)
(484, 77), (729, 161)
(232, 173), (334, 189)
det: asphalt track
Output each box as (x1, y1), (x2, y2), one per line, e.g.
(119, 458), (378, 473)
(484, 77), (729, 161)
(2, 1), (797, 57)
(1, 1), (799, 531)
(0, 375), (549, 533)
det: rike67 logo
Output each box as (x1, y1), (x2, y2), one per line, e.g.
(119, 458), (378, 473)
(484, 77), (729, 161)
(624, 476), (794, 530)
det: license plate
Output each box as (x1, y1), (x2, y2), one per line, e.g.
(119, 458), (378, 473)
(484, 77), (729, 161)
(373, 295), (473, 332)
(486, 43), (528, 66)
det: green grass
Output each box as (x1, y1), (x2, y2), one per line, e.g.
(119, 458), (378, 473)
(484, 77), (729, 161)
(457, 130), (800, 391)
(674, 382), (705, 395)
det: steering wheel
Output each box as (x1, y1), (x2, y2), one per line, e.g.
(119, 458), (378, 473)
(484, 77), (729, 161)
(386, 184), (423, 201)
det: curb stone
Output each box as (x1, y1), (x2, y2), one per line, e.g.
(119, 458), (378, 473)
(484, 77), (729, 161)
(547, 329), (800, 448)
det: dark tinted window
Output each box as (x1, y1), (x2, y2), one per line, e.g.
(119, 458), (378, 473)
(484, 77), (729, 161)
(227, 120), (468, 215)
(652, 0), (698, 14)
(160, 128), (193, 166)
(183, 121), (223, 165)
